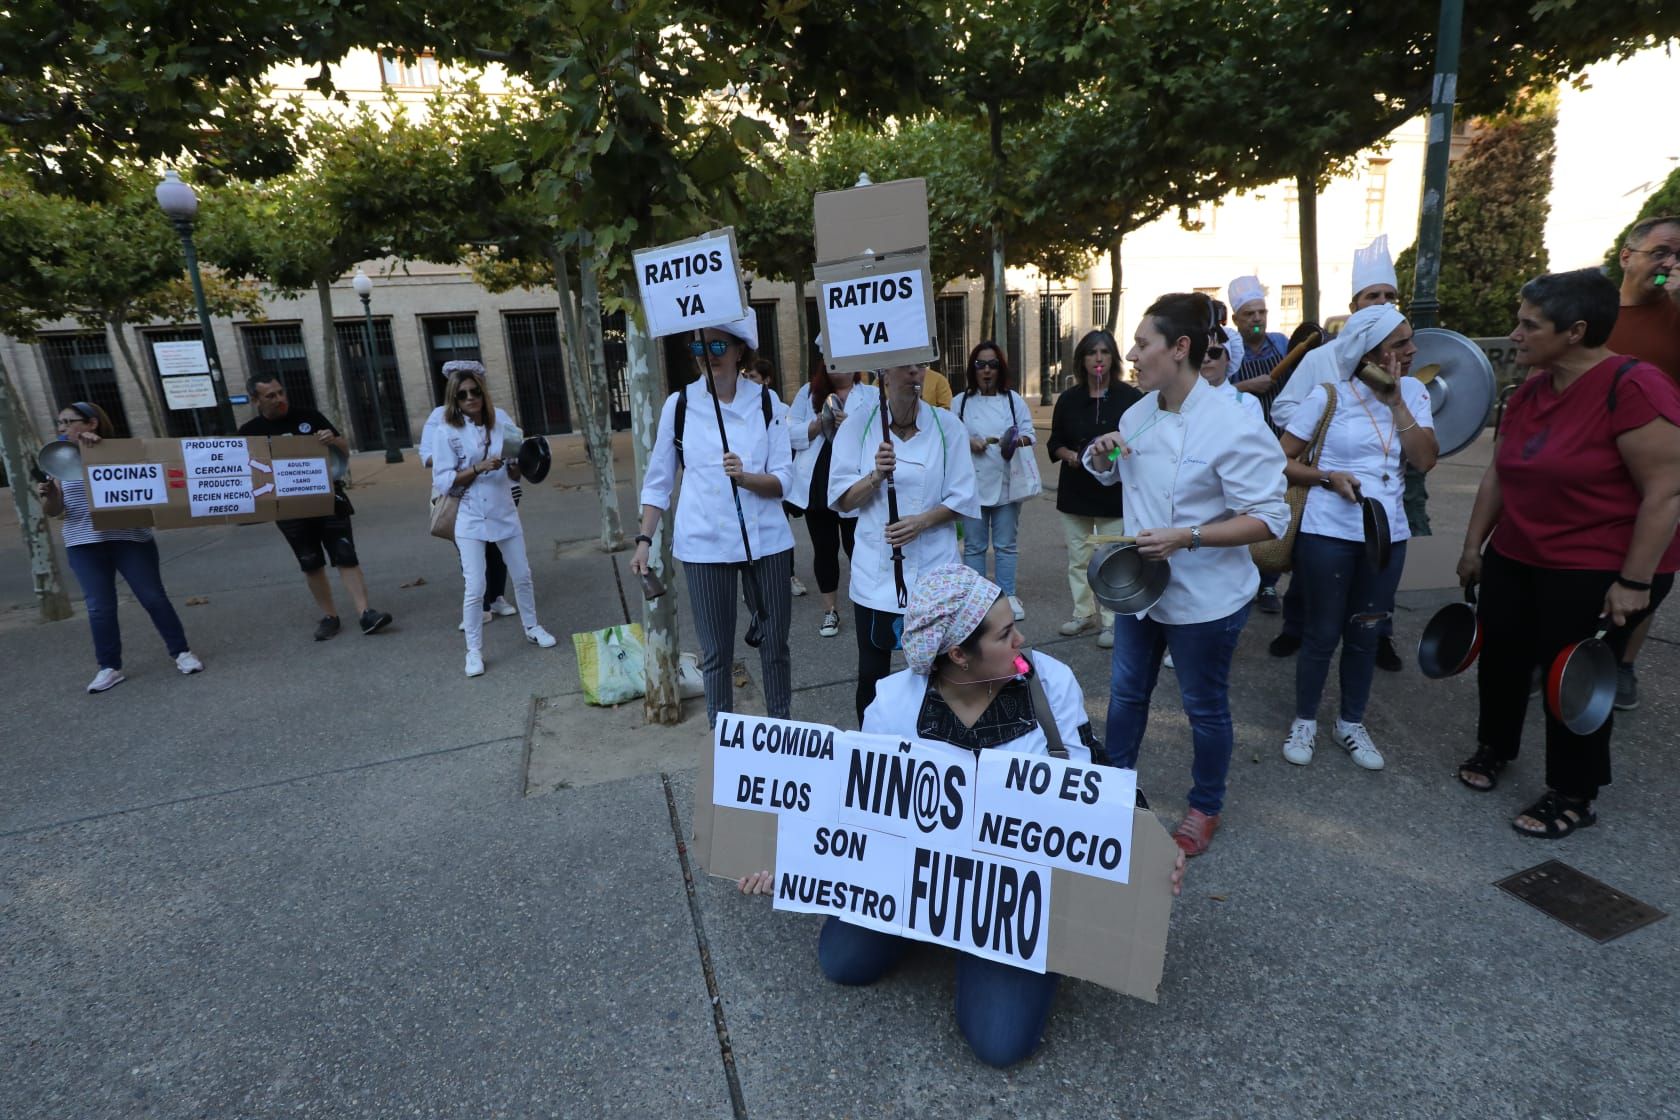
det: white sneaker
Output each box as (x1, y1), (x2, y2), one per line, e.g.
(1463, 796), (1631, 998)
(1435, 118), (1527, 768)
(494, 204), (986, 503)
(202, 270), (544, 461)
(1282, 718), (1317, 765)
(86, 668), (125, 693)
(1058, 616), (1098, 637)
(174, 651), (204, 675)
(525, 625), (558, 648)
(1162, 652), (1175, 669)
(459, 610), (492, 631)
(488, 598), (519, 617)
(1097, 628), (1114, 650)
(819, 610), (841, 637)
(1008, 595), (1026, 621)
(464, 650), (485, 677)
(790, 576), (808, 597)
(1334, 719), (1385, 770)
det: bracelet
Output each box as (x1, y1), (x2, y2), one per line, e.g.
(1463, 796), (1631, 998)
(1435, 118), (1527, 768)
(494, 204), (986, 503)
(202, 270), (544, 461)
(1396, 421), (1418, 434)
(1616, 575), (1652, 592)
(635, 534), (653, 547)
(1319, 474), (1334, 489)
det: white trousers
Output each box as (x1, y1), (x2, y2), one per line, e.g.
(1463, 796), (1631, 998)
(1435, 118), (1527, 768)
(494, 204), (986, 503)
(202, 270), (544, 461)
(458, 530), (538, 651)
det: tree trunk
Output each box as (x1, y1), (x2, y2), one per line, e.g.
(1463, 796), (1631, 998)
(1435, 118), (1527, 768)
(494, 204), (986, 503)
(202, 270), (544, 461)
(314, 276), (353, 435)
(106, 316), (166, 437)
(987, 100), (1008, 364)
(624, 299), (682, 724)
(576, 241), (625, 552)
(1296, 170), (1321, 327)
(0, 354), (73, 621)
(548, 244), (596, 437)
(550, 243), (623, 551)
(1106, 236), (1123, 334)
(979, 267), (996, 342)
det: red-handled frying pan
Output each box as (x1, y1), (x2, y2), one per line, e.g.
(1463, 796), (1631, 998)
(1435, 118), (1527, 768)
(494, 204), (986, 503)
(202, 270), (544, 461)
(1546, 626), (1618, 735)
(1417, 584), (1481, 679)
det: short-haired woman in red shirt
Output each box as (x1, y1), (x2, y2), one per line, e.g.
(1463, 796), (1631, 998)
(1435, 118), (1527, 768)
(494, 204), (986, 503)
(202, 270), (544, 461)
(1457, 269), (1680, 837)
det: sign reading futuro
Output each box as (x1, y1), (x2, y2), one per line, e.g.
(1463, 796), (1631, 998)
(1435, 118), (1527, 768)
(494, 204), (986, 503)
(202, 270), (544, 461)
(694, 713), (1176, 996)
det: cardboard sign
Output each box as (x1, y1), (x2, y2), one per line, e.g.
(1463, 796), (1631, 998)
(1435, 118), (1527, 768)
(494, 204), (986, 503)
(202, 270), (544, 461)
(813, 178), (938, 373)
(712, 713), (844, 819)
(82, 437), (335, 530)
(273, 457), (332, 498)
(692, 711), (1178, 998)
(972, 752), (1137, 885)
(161, 375), (217, 411)
(632, 228), (748, 338)
(152, 339), (209, 376)
(85, 462), (168, 509)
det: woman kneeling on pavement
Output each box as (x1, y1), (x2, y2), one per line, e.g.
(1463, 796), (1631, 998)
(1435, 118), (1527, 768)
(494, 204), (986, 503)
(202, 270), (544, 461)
(1457, 269), (1680, 838)
(740, 562), (1182, 1068)
(1278, 305), (1438, 771)
(829, 362), (977, 724)
(1083, 293), (1289, 857)
(432, 364), (557, 676)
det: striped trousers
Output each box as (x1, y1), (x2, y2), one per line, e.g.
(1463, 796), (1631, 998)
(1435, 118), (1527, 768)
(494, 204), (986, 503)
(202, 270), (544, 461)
(682, 549), (794, 725)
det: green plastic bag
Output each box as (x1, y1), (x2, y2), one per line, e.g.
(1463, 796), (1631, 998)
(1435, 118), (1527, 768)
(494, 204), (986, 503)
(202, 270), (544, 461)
(571, 623), (646, 706)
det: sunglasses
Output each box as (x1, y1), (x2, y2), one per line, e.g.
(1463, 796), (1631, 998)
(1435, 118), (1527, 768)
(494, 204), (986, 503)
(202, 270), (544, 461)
(972, 358), (1000, 370)
(1205, 346), (1225, 360)
(455, 387), (483, 401)
(689, 339), (733, 358)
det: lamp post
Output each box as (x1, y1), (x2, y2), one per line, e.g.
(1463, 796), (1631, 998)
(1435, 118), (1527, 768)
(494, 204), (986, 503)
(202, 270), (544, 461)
(154, 169), (237, 434)
(351, 267), (403, 463)
(1408, 0), (1465, 329)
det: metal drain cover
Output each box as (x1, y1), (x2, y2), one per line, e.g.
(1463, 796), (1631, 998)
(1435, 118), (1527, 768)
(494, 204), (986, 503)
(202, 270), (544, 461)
(1496, 860), (1666, 943)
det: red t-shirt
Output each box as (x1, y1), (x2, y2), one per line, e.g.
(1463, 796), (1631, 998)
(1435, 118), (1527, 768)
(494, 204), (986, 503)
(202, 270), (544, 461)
(1606, 297), (1680, 381)
(1492, 356), (1680, 572)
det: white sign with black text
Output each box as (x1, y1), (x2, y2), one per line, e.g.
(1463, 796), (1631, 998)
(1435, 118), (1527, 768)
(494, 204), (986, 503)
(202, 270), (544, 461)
(86, 463), (168, 509)
(160, 374), (218, 411)
(711, 713), (844, 819)
(151, 339), (209, 377)
(971, 752), (1137, 885)
(772, 816), (907, 937)
(817, 270), (932, 360)
(632, 228), (747, 338)
(902, 838), (1052, 972)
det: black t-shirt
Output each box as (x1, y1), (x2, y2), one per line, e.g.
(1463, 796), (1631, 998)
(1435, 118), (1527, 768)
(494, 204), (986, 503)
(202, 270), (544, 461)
(237, 407), (340, 439)
(1045, 382), (1142, 517)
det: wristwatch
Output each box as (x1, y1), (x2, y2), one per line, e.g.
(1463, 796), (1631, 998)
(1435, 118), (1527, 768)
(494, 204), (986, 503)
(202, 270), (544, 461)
(1188, 526), (1202, 552)
(634, 533), (653, 546)
(1319, 473), (1334, 489)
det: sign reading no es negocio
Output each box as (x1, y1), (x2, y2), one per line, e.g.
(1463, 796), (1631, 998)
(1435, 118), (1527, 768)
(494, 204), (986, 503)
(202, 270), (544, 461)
(632, 228), (747, 339)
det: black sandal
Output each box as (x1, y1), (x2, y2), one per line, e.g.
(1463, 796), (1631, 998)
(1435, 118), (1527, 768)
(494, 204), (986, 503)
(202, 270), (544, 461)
(1512, 790), (1597, 839)
(1456, 747), (1506, 792)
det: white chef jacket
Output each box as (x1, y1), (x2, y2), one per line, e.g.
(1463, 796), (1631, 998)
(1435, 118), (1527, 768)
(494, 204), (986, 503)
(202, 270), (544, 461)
(1209, 377), (1266, 426)
(828, 398), (979, 614)
(1267, 345), (1340, 431)
(787, 379), (879, 511)
(1285, 375), (1434, 545)
(951, 389), (1043, 508)
(430, 408), (524, 542)
(639, 381), (796, 563)
(1083, 375), (1290, 625)
(862, 650), (1094, 763)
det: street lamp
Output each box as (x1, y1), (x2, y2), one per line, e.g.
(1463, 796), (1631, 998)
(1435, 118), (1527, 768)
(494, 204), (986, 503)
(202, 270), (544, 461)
(351, 267), (403, 463)
(154, 169), (237, 434)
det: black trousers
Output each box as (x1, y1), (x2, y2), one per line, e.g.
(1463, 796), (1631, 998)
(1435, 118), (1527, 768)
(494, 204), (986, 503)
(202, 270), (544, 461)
(805, 443), (857, 595)
(1476, 546), (1672, 800)
(853, 603), (900, 725)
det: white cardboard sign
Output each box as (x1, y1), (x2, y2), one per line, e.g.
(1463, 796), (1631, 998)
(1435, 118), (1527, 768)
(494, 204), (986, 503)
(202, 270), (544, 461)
(972, 753), (1137, 885)
(836, 732), (978, 845)
(273, 457), (332, 497)
(902, 838), (1052, 972)
(817, 270), (933, 361)
(632, 228), (747, 338)
(152, 339), (209, 376)
(160, 375), (217, 411)
(772, 817), (907, 937)
(711, 713), (844, 819)
(180, 438), (255, 518)
(86, 463), (168, 508)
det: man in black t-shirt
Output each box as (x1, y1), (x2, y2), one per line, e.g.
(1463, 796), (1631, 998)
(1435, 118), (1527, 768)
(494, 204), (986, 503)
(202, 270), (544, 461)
(238, 372), (393, 640)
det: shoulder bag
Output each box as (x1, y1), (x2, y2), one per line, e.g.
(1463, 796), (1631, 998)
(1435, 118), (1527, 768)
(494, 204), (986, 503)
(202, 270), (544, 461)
(1251, 384), (1337, 575)
(429, 424), (490, 541)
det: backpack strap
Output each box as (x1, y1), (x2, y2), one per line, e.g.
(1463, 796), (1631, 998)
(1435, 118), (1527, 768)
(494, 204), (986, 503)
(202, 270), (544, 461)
(674, 384), (688, 469)
(1023, 651), (1067, 760)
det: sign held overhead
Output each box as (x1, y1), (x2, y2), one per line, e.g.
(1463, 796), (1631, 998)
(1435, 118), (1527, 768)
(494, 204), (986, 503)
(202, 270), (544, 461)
(632, 227), (749, 338)
(813, 177), (938, 373)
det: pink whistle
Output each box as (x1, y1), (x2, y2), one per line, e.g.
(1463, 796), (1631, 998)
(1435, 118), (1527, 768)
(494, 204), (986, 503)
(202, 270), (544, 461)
(1013, 655), (1031, 677)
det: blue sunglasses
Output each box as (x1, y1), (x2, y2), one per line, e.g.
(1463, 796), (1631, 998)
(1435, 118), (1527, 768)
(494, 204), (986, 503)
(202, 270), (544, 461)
(689, 339), (733, 358)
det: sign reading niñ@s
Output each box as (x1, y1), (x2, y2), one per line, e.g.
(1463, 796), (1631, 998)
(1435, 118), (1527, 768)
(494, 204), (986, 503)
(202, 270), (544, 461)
(633, 228), (747, 338)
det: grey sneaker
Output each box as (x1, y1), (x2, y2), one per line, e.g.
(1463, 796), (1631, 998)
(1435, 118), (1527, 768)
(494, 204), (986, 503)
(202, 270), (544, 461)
(1614, 664), (1638, 711)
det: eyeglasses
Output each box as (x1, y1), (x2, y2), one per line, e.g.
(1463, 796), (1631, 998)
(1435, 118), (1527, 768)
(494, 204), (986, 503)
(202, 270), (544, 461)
(689, 339), (732, 357)
(455, 387), (483, 401)
(55, 416), (87, 427)
(1628, 246), (1680, 263)
(972, 358), (1000, 370)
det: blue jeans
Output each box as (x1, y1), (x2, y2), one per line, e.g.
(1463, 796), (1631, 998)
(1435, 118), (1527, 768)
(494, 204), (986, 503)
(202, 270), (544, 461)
(961, 502), (1022, 594)
(1105, 604), (1250, 815)
(65, 539), (190, 670)
(817, 917), (1058, 1068)
(1293, 534), (1407, 723)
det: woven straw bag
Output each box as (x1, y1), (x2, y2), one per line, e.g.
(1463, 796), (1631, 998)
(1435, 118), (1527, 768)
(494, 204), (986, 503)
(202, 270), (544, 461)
(1251, 384), (1337, 575)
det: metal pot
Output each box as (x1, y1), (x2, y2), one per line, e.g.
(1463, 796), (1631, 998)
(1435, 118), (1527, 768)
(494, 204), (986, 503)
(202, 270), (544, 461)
(37, 440), (83, 482)
(1086, 539), (1171, 616)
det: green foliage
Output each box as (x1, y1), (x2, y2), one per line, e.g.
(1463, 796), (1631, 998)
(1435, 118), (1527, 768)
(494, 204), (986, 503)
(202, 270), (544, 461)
(1604, 165), (1680, 284)
(1395, 89), (1560, 337)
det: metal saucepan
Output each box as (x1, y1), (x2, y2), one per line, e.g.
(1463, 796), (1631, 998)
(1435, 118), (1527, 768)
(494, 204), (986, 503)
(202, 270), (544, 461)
(1087, 539), (1171, 616)
(1417, 584), (1481, 679)
(1545, 626), (1618, 735)
(500, 424), (526, 462)
(37, 440), (83, 482)
(516, 436), (552, 483)
(1361, 497), (1392, 572)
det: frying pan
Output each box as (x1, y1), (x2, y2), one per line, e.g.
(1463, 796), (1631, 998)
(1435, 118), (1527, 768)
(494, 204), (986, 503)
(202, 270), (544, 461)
(1417, 584), (1480, 679)
(37, 440), (83, 482)
(1546, 626), (1618, 735)
(1361, 497), (1392, 571)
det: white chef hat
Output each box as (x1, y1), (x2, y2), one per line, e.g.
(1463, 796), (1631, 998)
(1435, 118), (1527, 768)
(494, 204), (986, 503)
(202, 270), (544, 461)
(1222, 325), (1243, 356)
(1352, 236), (1398, 299)
(714, 312), (758, 352)
(1228, 275), (1266, 312)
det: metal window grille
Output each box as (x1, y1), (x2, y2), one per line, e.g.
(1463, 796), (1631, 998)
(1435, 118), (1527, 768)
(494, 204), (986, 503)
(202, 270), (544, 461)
(37, 333), (132, 437)
(751, 301), (782, 395)
(935, 294), (969, 392)
(239, 323), (318, 414)
(599, 311), (631, 431)
(503, 312), (571, 435)
(422, 315), (482, 405)
(334, 319), (412, 449)
(1038, 292), (1071, 401)
(1091, 291), (1112, 333)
